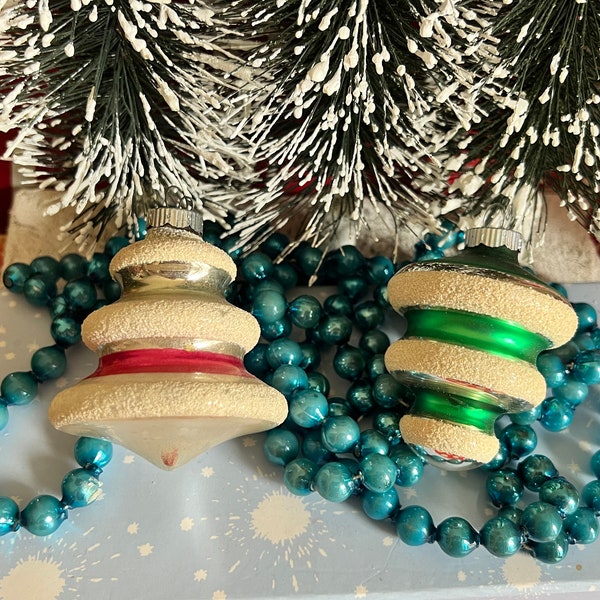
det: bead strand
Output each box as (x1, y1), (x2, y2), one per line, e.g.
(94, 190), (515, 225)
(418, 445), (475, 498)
(0, 237), (128, 536)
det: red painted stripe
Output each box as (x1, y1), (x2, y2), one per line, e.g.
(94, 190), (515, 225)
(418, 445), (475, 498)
(87, 348), (252, 378)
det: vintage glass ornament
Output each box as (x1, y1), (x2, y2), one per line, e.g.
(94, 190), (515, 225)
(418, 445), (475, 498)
(49, 208), (287, 470)
(384, 227), (578, 470)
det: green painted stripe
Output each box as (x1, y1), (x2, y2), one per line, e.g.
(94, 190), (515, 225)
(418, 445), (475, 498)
(404, 308), (551, 364)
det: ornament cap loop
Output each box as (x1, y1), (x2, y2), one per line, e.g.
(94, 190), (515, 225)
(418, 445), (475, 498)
(147, 208), (203, 237)
(464, 227), (522, 252)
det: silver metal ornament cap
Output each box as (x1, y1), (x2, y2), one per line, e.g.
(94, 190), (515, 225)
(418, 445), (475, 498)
(464, 227), (523, 252)
(147, 207), (203, 237)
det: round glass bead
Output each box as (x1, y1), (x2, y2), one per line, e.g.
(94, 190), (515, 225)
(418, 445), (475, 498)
(289, 389), (328, 428)
(353, 301), (385, 331)
(536, 352), (566, 388)
(59, 253), (88, 281)
(528, 531), (569, 564)
(0, 403), (8, 432)
(0, 496), (19, 535)
(573, 350), (600, 385)
(87, 252), (111, 283)
(366, 256), (394, 285)
(221, 235), (243, 261)
(263, 429), (300, 466)
(517, 454), (559, 492)
(373, 284), (389, 308)
(48, 295), (70, 319)
(480, 516), (523, 557)
(321, 416), (360, 453)
(314, 462), (356, 502)
(244, 344), (270, 377)
(20, 495), (67, 536)
(104, 236), (130, 258)
(582, 480), (600, 513)
(548, 341), (579, 363)
(366, 354), (386, 380)
(435, 517), (479, 557)
(389, 445), (424, 487)
(396, 505), (435, 546)
(102, 279), (122, 303)
(266, 338), (303, 368)
(498, 505), (523, 526)
(306, 372), (330, 395)
(573, 302), (597, 332)
(501, 423), (537, 460)
(372, 374), (402, 409)
(3, 262), (32, 293)
(260, 232), (289, 258)
(549, 282), (568, 297)
(294, 245), (322, 277)
(261, 316), (293, 341)
(283, 458), (318, 496)
(373, 411), (401, 442)
(572, 332), (596, 351)
(346, 380), (375, 413)
(61, 468), (101, 508)
(30, 255), (61, 280)
(563, 507), (599, 544)
(288, 295), (322, 329)
(1, 371), (38, 406)
(360, 454), (397, 493)
(539, 477), (579, 517)
(63, 277), (98, 311)
(272, 262), (298, 290)
(591, 450), (600, 479)
(51, 316), (82, 347)
(338, 276), (368, 301)
(270, 365), (309, 398)
(539, 397), (573, 432)
(302, 430), (334, 465)
(333, 346), (366, 380)
(241, 252), (273, 282)
(552, 379), (588, 406)
(252, 290), (288, 325)
(521, 501), (563, 542)
(317, 315), (353, 346)
(486, 470), (524, 507)
(74, 437), (113, 469)
(354, 429), (390, 458)
(23, 275), (57, 306)
(359, 329), (390, 355)
(323, 294), (353, 317)
(328, 245), (364, 276)
(362, 488), (399, 520)
(299, 341), (320, 370)
(509, 405), (541, 425)
(482, 442), (509, 471)
(31, 345), (66, 381)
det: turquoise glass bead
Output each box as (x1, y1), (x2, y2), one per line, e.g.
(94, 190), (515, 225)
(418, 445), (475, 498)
(354, 429), (390, 458)
(241, 252), (273, 282)
(549, 282), (568, 297)
(480, 516), (523, 557)
(321, 416), (360, 453)
(1, 372), (38, 406)
(536, 352), (566, 387)
(0, 496), (19, 535)
(272, 262), (298, 290)
(353, 301), (385, 331)
(509, 404), (541, 425)
(591, 450), (600, 479)
(563, 507), (599, 544)
(573, 302), (597, 332)
(299, 341), (320, 370)
(323, 294), (353, 317)
(582, 480), (600, 513)
(263, 429), (299, 466)
(362, 488), (399, 520)
(202, 220), (224, 246)
(539, 477), (579, 517)
(498, 505), (523, 526)
(572, 332), (596, 351)
(20, 495), (67, 536)
(327, 245), (364, 276)
(486, 470), (524, 507)
(360, 454), (397, 493)
(31, 346), (66, 381)
(373, 411), (401, 443)
(61, 468), (101, 508)
(366, 354), (386, 380)
(539, 397), (573, 432)
(87, 252), (111, 283)
(529, 531), (569, 564)
(553, 379), (588, 406)
(521, 501), (563, 542)
(306, 372), (330, 395)
(302, 429), (334, 464)
(102, 279), (122, 303)
(252, 290), (288, 324)
(372, 373), (402, 408)
(23, 275), (57, 306)
(317, 315), (353, 345)
(244, 343), (270, 377)
(288, 295), (322, 329)
(482, 442), (509, 471)
(51, 316), (82, 347)
(327, 400), (352, 418)
(294, 245), (322, 277)
(266, 338), (303, 368)
(63, 277), (98, 311)
(436, 517), (479, 557)
(104, 236), (130, 258)
(338, 276), (368, 301)
(517, 454), (559, 491)
(59, 253), (87, 281)
(396, 505), (435, 546)
(271, 365), (309, 398)
(346, 380), (375, 413)
(221, 235), (243, 261)
(548, 341), (579, 363)
(289, 389), (328, 428)
(253, 278), (286, 296)
(501, 423), (537, 460)
(30, 256), (60, 280)
(3, 262), (32, 293)
(366, 256), (394, 285)
(314, 462), (356, 502)
(389, 445), (424, 487)
(333, 346), (366, 380)
(260, 232), (289, 258)
(283, 458), (318, 496)
(49, 295), (70, 319)
(74, 437), (113, 469)
(359, 329), (390, 355)
(261, 317), (292, 340)
(573, 350), (600, 384)
(373, 284), (389, 308)
(0, 403), (8, 432)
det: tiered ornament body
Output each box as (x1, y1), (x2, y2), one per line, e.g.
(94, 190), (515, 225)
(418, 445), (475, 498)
(49, 209), (287, 470)
(385, 228), (578, 469)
